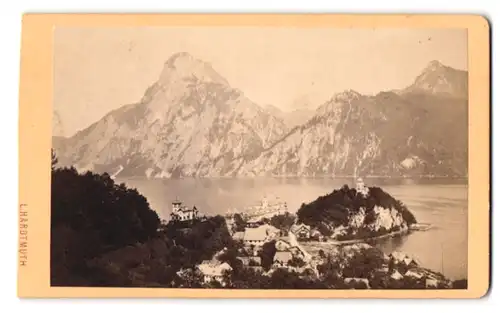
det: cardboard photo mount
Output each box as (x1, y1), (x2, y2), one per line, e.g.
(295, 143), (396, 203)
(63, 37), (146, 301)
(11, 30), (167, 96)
(18, 13), (490, 299)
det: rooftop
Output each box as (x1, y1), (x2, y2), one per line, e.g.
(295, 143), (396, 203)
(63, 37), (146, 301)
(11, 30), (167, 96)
(243, 227), (268, 242)
(232, 231), (245, 241)
(174, 206), (198, 213)
(197, 262), (232, 277)
(290, 223), (311, 233)
(344, 277), (370, 288)
(390, 251), (419, 265)
(274, 251), (293, 264)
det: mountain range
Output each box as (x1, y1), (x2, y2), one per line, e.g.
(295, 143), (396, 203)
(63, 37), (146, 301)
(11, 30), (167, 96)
(52, 52), (468, 179)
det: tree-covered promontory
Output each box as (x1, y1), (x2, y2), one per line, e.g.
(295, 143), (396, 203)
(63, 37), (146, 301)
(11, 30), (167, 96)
(296, 184), (417, 239)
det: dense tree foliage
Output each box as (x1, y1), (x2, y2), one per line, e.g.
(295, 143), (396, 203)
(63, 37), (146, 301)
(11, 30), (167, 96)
(259, 240), (277, 271)
(341, 248), (386, 278)
(232, 213), (246, 232)
(316, 254), (344, 287)
(84, 215), (237, 287)
(51, 165), (161, 286)
(224, 267), (332, 289)
(296, 185), (417, 237)
(269, 212), (296, 235)
(163, 215), (233, 263)
(288, 256), (306, 268)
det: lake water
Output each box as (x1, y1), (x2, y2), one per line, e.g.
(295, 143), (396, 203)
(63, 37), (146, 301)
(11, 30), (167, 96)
(116, 177), (468, 280)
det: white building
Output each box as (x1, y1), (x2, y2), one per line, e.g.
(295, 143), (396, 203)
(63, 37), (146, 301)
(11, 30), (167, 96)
(170, 199), (199, 222)
(241, 196), (288, 219)
(391, 270), (404, 280)
(355, 177), (369, 197)
(275, 238), (292, 252)
(389, 251), (419, 267)
(273, 251), (293, 268)
(344, 277), (371, 289)
(290, 223), (311, 239)
(243, 224), (279, 246)
(197, 262), (232, 286)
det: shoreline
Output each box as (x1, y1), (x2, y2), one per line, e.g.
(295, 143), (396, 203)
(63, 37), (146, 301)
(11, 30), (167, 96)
(302, 227), (410, 246)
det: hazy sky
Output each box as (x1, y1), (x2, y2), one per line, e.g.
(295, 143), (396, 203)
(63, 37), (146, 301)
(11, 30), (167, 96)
(54, 27), (467, 136)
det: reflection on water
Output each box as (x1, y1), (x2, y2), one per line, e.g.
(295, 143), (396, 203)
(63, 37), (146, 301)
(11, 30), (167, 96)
(116, 176), (468, 280)
(372, 233), (408, 251)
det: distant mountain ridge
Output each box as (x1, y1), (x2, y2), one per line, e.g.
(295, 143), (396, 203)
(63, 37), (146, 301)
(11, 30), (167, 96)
(263, 104), (316, 129)
(402, 60), (468, 98)
(53, 54), (468, 178)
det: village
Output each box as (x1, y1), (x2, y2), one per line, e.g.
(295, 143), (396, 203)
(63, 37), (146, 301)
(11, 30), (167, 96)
(168, 178), (449, 289)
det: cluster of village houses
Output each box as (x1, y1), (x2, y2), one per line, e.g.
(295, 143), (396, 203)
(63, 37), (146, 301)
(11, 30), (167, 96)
(195, 213), (442, 288)
(170, 191), (445, 289)
(191, 235), (445, 288)
(192, 221), (319, 286)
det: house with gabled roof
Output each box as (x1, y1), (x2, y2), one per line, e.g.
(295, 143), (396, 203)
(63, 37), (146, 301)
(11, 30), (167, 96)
(290, 223), (311, 239)
(243, 227), (268, 246)
(344, 277), (370, 289)
(273, 251), (293, 268)
(275, 238), (292, 252)
(243, 224), (279, 246)
(390, 251), (419, 268)
(288, 246), (312, 262)
(197, 262), (232, 286)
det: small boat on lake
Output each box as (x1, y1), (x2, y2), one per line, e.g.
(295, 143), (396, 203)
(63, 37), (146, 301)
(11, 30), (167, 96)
(409, 223), (432, 231)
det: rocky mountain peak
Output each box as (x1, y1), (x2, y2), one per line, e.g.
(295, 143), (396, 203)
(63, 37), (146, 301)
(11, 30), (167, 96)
(159, 52), (229, 86)
(53, 55), (467, 179)
(404, 60), (467, 98)
(314, 89), (362, 117)
(333, 89), (362, 102)
(423, 60), (445, 73)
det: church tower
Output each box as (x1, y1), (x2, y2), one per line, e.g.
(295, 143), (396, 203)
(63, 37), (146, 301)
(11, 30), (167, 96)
(262, 196), (269, 209)
(172, 198), (182, 213)
(355, 177), (369, 196)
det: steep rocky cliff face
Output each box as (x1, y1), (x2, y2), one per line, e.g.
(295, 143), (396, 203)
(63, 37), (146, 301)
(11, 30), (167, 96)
(54, 52), (288, 178)
(242, 87), (467, 177)
(53, 55), (467, 178)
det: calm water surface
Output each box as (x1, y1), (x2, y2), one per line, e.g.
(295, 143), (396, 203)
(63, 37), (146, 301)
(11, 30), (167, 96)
(116, 177), (468, 280)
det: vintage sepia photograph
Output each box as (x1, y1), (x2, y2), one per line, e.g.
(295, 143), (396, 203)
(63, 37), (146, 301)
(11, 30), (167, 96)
(49, 26), (470, 290)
